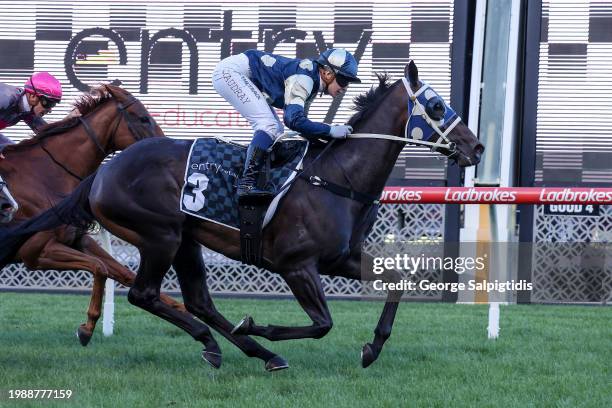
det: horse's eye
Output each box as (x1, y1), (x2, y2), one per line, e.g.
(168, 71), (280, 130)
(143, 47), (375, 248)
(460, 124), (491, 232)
(140, 116), (151, 124)
(426, 98), (446, 121)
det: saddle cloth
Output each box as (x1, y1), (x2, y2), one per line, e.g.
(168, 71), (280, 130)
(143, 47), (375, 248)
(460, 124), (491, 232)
(180, 136), (308, 230)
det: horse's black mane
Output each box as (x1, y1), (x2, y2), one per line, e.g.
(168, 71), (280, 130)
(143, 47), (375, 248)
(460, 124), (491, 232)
(3, 85), (114, 152)
(347, 73), (397, 127)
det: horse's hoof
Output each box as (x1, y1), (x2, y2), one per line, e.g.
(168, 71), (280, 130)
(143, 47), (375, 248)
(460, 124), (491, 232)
(361, 343), (377, 368)
(201, 350), (222, 369)
(76, 325), (93, 347)
(231, 315), (254, 335)
(265, 355), (289, 372)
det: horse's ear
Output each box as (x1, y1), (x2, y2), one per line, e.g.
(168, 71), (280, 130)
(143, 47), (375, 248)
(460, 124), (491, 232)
(104, 84), (124, 101)
(405, 60), (419, 87)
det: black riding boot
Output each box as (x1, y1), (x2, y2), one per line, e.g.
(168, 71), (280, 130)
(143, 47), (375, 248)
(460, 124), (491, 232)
(237, 144), (275, 204)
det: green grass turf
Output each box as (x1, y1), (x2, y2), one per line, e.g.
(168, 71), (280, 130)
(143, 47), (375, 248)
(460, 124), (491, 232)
(0, 292), (610, 408)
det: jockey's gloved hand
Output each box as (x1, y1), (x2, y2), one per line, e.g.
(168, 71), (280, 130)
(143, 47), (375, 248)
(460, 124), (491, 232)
(329, 125), (353, 139)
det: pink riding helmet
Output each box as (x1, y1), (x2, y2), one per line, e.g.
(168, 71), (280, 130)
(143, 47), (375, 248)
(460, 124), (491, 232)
(24, 72), (62, 101)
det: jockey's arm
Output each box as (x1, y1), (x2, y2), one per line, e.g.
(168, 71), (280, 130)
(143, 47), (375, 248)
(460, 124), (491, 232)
(284, 104), (330, 137)
(283, 74), (331, 138)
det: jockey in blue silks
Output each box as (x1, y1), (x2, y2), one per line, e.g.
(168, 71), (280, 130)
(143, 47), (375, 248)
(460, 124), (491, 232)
(213, 48), (361, 202)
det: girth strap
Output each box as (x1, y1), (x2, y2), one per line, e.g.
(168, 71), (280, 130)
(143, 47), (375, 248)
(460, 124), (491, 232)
(299, 173), (380, 205)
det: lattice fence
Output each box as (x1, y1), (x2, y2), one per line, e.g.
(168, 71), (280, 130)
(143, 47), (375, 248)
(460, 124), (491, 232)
(532, 205), (612, 303)
(0, 204), (445, 299)
(5, 204), (611, 303)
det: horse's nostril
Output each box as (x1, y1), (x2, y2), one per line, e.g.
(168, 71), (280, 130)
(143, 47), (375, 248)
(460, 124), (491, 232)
(475, 143), (485, 155)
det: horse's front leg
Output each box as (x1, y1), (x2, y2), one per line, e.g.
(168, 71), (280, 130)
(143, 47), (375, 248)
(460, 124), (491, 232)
(330, 251), (404, 368)
(19, 232), (110, 346)
(232, 263), (334, 341)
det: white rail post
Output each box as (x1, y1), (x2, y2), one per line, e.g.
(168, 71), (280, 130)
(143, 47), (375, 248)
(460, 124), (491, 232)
(99, 229), (115, 337)
(487, 302), (500, 339)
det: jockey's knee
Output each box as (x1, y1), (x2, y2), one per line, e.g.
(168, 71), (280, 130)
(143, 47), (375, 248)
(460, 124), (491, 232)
(0, 133), (14, 146)
(253, 125), (281, 141)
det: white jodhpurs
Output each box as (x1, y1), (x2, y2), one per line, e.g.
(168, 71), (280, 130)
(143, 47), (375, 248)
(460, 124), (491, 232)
(212, 54), (284, 140)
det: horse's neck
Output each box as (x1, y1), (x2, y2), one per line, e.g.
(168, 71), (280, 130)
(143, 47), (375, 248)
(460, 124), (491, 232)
(36, 106), (117, 178)
(0, 146), (78, 203)
(52, 127), (108, 175)
(331, 84), (407, 196)
(325, 122), (405, 197)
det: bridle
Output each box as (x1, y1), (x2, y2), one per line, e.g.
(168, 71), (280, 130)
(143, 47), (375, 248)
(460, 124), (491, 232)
(41, 95), (144, 181)
(79, 95), (139, 156)
(347, 78), (462, 159)
(290, 78), (467, 204)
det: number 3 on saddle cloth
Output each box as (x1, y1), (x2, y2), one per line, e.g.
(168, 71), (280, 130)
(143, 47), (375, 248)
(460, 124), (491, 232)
(180, 136), (308, 265)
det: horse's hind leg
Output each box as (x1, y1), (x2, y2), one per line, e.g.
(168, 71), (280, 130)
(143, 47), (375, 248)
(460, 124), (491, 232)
(126, 237), (222, 367)
(79, 235), (187, 313)
(172, 237), (287, 371)
(232, 264), (335, 341)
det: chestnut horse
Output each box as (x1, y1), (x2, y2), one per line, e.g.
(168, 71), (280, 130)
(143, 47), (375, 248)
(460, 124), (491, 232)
(0, 85), (193, 346)
(1, 62), (483, 370)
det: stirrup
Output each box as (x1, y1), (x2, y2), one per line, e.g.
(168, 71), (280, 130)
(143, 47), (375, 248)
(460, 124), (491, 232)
(238, 187), (275, 205)
(238, 199), (269, 266)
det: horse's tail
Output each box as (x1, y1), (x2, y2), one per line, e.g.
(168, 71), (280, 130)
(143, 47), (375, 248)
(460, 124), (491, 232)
(0, 172), (97, 266)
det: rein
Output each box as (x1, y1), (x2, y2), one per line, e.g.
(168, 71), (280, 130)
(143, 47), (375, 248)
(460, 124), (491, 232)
(40, 143), (85, 181)
(279, 78), (465, 204)
(79, 116), (107, 155)
(40, 96), (139, 181)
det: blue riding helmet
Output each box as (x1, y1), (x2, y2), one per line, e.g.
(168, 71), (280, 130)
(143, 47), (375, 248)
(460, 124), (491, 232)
(316, 48), (361, 84)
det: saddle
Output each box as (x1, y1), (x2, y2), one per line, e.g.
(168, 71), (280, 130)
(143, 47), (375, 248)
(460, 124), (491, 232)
(179, 136), (309, 266)
(270, 138), (304, 168)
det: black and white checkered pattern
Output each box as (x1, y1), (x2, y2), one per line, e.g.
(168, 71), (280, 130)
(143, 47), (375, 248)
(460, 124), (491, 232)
(0, 0), (455, 182)
(180, 137), (307, 228)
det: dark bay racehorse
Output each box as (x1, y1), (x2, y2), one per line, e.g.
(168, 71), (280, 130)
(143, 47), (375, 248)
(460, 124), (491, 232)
(0, 85), (190, 345)
(2, 62), (483, 369)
